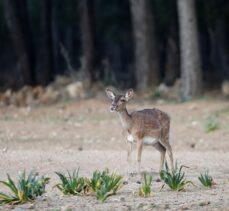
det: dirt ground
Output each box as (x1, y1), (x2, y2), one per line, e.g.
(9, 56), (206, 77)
(0, 95), (229, 210)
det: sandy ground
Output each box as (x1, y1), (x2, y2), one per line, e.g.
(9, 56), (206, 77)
(0, 97), (229, 210)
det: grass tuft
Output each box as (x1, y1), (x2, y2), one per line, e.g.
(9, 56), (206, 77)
(54, 169), (85, 195)
(198, 171), (214, 188)
(0, 170), (49, 205)
(138, 172), (153, 197)
(86, 169), (123, 203)
(160, 162), (193, 191)
(204, 115), (219, 132)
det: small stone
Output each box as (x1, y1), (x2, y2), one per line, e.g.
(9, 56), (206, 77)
(190, 143), (195, 148)
(78, 146), (83, 151)
(180, 205), (189, 210)
(120, 197), (125, 202)
(199, 201), (210, 206)
(123, 181), (128, 185)
(155, 178), (161, 182)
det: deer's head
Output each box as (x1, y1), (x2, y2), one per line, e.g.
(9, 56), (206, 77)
(105, 88), (134, 112)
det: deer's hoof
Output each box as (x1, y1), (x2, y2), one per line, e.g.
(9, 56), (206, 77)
(155, 178), (161, 182)
(123, 181), (128, 185)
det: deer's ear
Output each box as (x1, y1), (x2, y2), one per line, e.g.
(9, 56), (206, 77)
(105, 88), (116, 100)
(125, 89), (134, 101)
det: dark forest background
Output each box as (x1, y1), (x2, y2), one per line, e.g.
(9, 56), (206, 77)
(1, 0), (229, 100)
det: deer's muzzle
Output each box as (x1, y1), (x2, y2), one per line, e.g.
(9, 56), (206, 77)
(110, 105), (117, 112)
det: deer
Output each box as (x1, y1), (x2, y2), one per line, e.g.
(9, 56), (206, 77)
(105, 88), (174, 175)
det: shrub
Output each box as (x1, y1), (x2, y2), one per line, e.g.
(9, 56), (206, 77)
(0, 171), (49, 205)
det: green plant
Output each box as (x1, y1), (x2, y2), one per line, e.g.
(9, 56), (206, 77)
(152, 89), (162, 98)
(204, 115), (219, 132)
(87, 169), (123, 203)
(139, 172), (153, 197)
(54, 169), (85, 195)
(160, 162), (192, 191)
(0, 171), (50, 205)
(198, 171), (214, 188)
(86, 170), (104, 193)
(96, 172), (123, 202)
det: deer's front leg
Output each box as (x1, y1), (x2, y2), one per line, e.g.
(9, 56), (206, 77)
(127, 134), (134, 162)
(126, 134), (135, 176)
(127, 141), (133, 162)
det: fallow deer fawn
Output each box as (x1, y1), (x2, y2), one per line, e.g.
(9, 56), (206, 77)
(105, 88), (174, 174)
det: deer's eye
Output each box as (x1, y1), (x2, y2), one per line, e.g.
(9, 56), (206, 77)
(120, 99), (125, 103)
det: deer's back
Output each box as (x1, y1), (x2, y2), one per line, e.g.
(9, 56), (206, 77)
(130, 108), (170, 139)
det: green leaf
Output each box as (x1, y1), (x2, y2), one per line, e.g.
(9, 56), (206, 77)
(0, 171), (49, 205)
(198, 171), (214, 188)
(54, 169), (85, 195)
(138, 172), (153, 197)
(160, 161), (193, 191)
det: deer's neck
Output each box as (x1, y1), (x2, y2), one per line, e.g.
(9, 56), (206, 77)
(117, 108), (132, 131)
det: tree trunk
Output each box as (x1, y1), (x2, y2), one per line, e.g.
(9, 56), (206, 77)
(209, 20), (229, 81)
(38, 0), (53, 86)
(129, 0), (159, 91)
(51, 0), (60, 75)
(177, 0), (202, 99)
(79, 0), (96, 84)
(164, 37), (179, 86)
(164, 0), (179, 86)
(3, 0), (36, 86)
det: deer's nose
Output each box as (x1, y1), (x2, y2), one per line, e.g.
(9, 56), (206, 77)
(110, 104), (117, 112)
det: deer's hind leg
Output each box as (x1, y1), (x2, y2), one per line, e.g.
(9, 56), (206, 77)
(153, 142), (166, 172)
(160, 140), (174, 171)
(159, 123), (174, 171)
